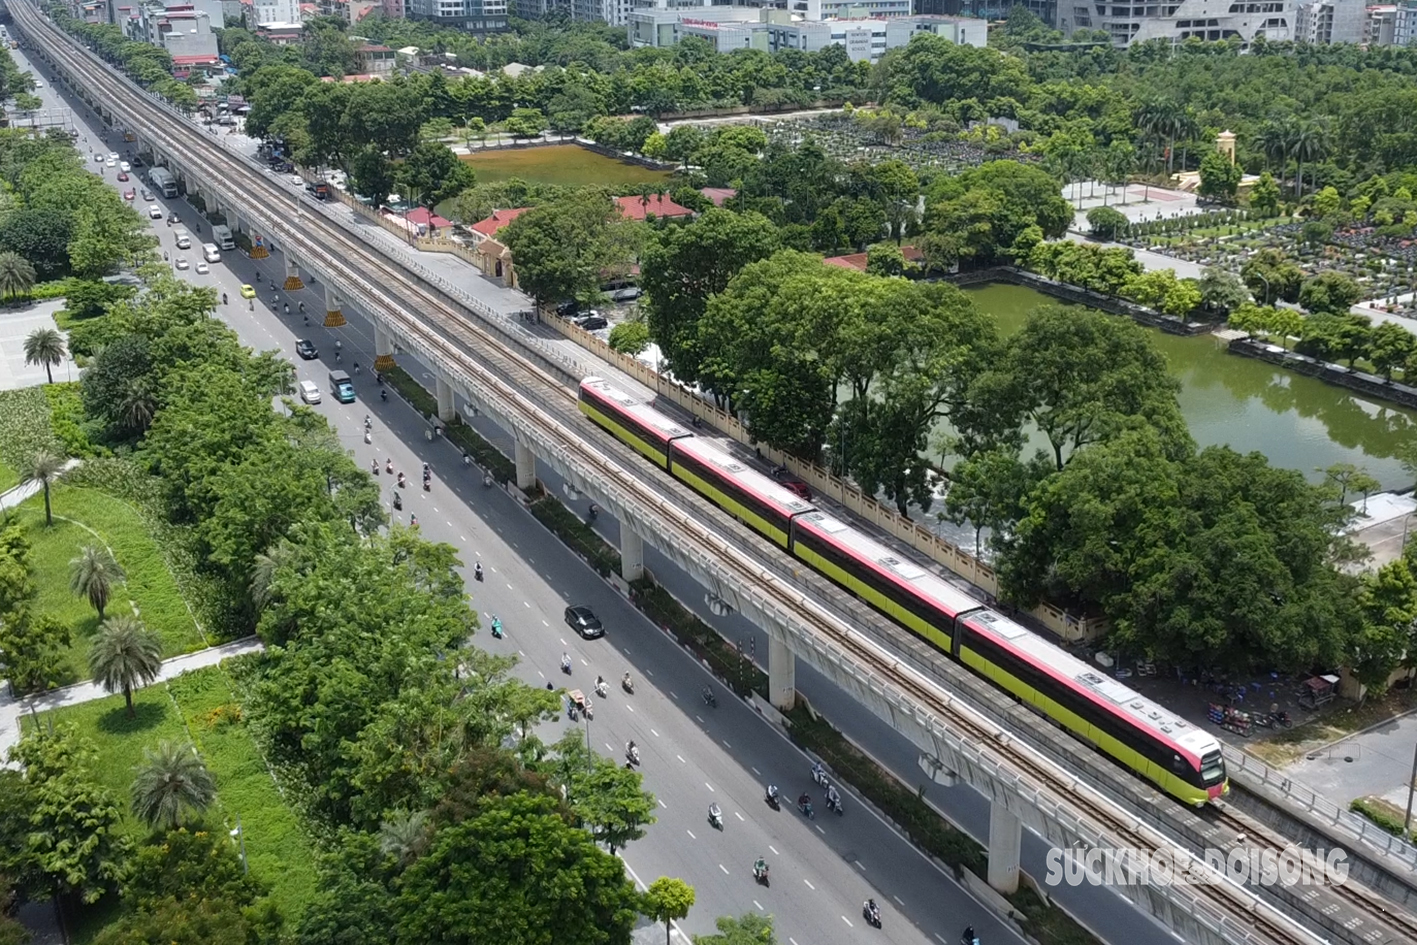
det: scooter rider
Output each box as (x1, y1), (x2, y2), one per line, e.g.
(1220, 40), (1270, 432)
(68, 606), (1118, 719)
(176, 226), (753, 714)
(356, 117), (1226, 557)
(708, 802), (722, 826)
(753, 857), (768, 880)
(474, 562), (483, 581)
(962, 926), (977, 945)
(826, 784), (841, 811)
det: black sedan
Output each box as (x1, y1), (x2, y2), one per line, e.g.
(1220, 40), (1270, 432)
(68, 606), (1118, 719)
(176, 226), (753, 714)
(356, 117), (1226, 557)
(295, 339), (318, 360)
(564, 605), (604, 639)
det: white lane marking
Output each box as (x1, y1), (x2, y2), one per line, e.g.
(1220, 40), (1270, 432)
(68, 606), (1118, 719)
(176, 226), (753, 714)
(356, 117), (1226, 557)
(581, 658), (588, 666)
(537, 671), (544, 679)
(524, 601), (531, 608)
(815, 825), (825, 835)
(734, 811), (744, 821)
(605, 743), (614, 753)
(490, 566), (498, 573)
(626, 705), (635, 713)
(718, 864), (729, 875)
(752, 767), (761, 776)
(517, 650), (525, 657)
(645, 669), (653, 676)
(560, 638), (567, 646)
(705, 783), (715, 793)
(695, 715), (704, 724)
(686, 830), (696, 840)
(892, 895), (904, 906)
(445, 520), (453, 527)
(855, 860), (865, 871)
(475, 550), (482, 557)
(803, 879), (815, 890)
(505, 582), (513, 590)
(841, 917), (853, 928)
(542, 619), (549, 626)
(658, 799), (667, 809)
(722, 740), (732, 749)
(650, 729), (659, 737)
(753, 900), (763, 911)
(460, 536), (466, 543)
(676, 755), (685, 764)
(768, 845), (779, 855)
(934, 935), (948, 944)
(669, 690), (677, 699)
(790, 939), (800, 945)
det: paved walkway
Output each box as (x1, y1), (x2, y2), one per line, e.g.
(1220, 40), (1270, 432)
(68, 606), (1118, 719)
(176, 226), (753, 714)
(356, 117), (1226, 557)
(0, 458), (81, 511)
(0, 636), (264, 759)
(0, 300), (80, 390)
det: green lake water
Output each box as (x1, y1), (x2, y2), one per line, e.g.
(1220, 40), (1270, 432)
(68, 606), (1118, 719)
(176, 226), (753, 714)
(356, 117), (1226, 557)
(965, 283), (1417, 490)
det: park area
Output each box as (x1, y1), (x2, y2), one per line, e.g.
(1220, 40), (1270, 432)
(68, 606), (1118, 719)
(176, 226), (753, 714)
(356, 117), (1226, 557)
(461, 143), (671, 188)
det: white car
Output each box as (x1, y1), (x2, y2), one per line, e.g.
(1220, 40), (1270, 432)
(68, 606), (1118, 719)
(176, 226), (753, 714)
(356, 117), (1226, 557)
(174, 257), (189, 270)
(290, 174), (303, 186)
(105, 159), (116, 168)
(298, 380), (321, 404)
(195, 261), (209, 274)
(119, 161), (130, 172)
(148, 205), (163, 219)
(93, 153), (103, 163)
(108, 152), (119, 161)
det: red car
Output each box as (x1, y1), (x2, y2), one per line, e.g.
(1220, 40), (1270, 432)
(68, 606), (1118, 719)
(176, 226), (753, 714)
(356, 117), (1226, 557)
(116, 171), (129, 182)
(122, 189), (135, 201)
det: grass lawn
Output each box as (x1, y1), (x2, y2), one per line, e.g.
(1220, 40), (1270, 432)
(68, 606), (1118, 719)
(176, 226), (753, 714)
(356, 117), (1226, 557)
(461, 143), (671, 190)
(31, 667), (315, 941)
(13, 484), (208, 686)
(0, 459), (16, 493)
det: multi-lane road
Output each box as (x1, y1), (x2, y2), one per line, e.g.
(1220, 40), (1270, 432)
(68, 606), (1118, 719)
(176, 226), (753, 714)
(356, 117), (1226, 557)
(16, 47), (1181, 945)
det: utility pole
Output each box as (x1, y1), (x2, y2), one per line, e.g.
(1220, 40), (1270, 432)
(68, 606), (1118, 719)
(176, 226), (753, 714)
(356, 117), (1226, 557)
(1405, 742), (1417, 837)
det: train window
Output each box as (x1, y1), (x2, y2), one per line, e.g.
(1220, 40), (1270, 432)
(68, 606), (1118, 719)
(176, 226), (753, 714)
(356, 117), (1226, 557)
(1171, 754), (1186, 773)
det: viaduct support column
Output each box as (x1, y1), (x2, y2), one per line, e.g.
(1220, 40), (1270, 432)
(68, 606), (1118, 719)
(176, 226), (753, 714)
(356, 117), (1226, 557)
(620, 527), (644, 582)
(326, 286), (347, 329)
(250, 229), (269, 259)
(283, 256), (304, 291)
(768, 636), (795, 711)
(514, 441), (536, 491)
(987, 802), (1022, 895)
(435, 377), (456, 423)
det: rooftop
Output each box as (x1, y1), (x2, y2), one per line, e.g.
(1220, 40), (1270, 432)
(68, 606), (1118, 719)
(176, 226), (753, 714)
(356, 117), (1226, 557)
(406, 206), (452, 228)
(823, 245), (923, 271)
(471, 207), (531, 236)
(616, 194), (693, 221)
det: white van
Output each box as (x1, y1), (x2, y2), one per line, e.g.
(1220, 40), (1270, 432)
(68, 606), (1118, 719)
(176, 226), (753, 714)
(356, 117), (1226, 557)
(298, 380), (321, 404)
(201, 243), (221, 263)
(173, 227), (191, 250)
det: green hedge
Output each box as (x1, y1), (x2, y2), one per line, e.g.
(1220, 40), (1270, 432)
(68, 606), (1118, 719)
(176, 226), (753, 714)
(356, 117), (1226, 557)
(530, 496), (619, 576)
(632, 579), (765, 698)
(43, 382), (105, 458)
(1350, 797), (1416, 842)
(383, 365), (518, 483)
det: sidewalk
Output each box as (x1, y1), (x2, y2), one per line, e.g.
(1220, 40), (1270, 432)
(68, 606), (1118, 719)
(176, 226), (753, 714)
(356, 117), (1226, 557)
(0, 636), (264, 758)
(0, 458), (81, 511)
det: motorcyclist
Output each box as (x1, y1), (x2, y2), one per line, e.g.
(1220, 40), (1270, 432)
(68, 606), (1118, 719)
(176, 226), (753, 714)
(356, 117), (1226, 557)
(561, 652), (572, 673)
(753, 857), (768, 879)
(392, 492), (402, 511)
(812, 761), (826, 784)
(766, 784), (779, 804)
(397, 472), (406, 488)
(595, 675), (607, 697)
(474, 562), (483, 581)
(626, 741), (638, 762)
(622, 671), (632, 690)
(798, 792), (812, 813)
(865, 899), (880, 924)
(708, 802), (722, 825)
(491, 615), (502, 637)
(221, 292), (227, 305)
(827, 784), (841, 810)
(409, 514), (418, 527)
(380, 389), (388, 402)
(962, 926), (976, 945)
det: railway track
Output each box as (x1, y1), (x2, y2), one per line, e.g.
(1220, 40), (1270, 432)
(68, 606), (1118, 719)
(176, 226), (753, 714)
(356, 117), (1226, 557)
(9, 6), (1345, 943)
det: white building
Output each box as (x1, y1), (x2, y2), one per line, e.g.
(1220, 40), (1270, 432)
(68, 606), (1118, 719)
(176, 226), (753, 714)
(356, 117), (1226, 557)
(404, 0), (510, 29)
(126, 3), (219, 63)
(1295, 0), (1365, 41)
(629, 7), (984, 59)
(1056, 0), (1296, 45)
(253, 0), (302, 24)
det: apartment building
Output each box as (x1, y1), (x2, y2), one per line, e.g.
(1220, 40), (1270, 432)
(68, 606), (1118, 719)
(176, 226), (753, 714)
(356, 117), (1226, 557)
(126, 2), (220, 62)
(1294, 0), (1364, 41)
(1056, 0), (1295, 45)
(629, 7), (984, 59)
(404, 0), (510, 30)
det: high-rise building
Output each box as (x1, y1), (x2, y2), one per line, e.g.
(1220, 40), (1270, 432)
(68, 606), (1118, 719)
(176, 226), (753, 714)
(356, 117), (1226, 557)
(1057, 0), (1295, 45)
(253, 0), (301, 23)
(1294, 0), (1364, 41)
(404, 0), (510, 30)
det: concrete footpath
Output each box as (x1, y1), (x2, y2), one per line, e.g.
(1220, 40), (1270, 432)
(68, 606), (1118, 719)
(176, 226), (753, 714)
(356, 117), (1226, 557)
(0, 636), (264, 759)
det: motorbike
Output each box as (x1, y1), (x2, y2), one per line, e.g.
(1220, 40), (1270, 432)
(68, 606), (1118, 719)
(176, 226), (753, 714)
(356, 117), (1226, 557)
(380, 390), (388, 402)
(484, 473), (493, 488)
(385, 459), (393, 474)
(626, 744), (640, 766)
(826, 791), (844, 816)
(708, 805), (723, 830)
(863, 902), (881, 929)
(622, 674), (634, 694)
(561, 655), (573, 675)
(702, 687), (717, 708)
(370, 460), (379, 475)
(423, 479), (430, 492)
(594, 679), (608, 699)
(812, 766), (829, 788)
(753, 862), (770, 887)
(392, 492), (402, 511)
(798, 797), (814, 820)
(474, 564), (483, 582)
(764, 786), (780, 810)
(960, 929), (978, 945)
(491, 618), (503, 639)
(396, 473), (407, 489)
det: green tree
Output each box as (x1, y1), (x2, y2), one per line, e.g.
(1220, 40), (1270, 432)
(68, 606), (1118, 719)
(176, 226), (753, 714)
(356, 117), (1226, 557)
(88, 616), (163, 718)
(1312, 185), (1343, 217)
(69, 545), (125, 622)
(0, 612), (71, 694)
(0, 251), (37, 299)
(644, 877), (696, 945)
(1197, 150), (1242, 201)
(1352, 558), (1417, 697)
(130, 741), (217, 832)
(22, 327), (66, 384)
(694, 913), (778, 945)
(972, 305), (1187, 471)
(398, 142), (477, 208)
(1085, 206), (1128, 240)
(1366, 320), (1415, 380)
(347, 145), (396, 207)
(547, 86), (603, 135)
(7, 724), (132, 905)
(1198, 266), (1250, 316)
(1250, 171), (1282, 218)
(546, 732), (656, 855)
(21, 451), (65, 527)
(1241, 249), (1303, 304)
(1299, 271), (1363, 315)
(865, 242), (907, 277)
(504, 108), (546, 139)
(502, 190), (626, 308)
(378, 809), (432, 868)
(392, 792), (640, 945)
(943, 448), (1044, 559)
(1124, 268), (1201, 317)
(607, 321), (650, 356)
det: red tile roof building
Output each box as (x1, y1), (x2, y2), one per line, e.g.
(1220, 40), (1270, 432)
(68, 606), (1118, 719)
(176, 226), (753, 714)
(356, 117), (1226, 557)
(469, 207), (531, 242)
(615, 194), (693, 221)
(823, 245), (923, 272)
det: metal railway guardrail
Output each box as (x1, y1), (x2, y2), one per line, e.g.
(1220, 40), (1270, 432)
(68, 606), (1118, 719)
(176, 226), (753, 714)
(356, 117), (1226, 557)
(9, 6), (1339, 943)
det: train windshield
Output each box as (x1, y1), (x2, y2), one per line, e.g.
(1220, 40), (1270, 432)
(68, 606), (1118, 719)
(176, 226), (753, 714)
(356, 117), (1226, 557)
(1200, 751), (1226, 785)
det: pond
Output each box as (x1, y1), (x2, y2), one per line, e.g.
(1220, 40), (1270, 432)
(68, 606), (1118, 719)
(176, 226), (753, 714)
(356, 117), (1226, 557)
(966, 283), (1417, 490)
(461, 144), (673, 189)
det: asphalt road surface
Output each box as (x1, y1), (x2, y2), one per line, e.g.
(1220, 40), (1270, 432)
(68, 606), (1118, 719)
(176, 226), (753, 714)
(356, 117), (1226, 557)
(25, 49), (1181, 945)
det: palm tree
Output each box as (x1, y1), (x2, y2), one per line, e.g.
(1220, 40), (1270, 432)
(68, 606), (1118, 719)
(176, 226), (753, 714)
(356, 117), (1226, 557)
(1174, 107), (1200, 173)
(22, 450), (65, 527)
(0, 251), (35, 299)
(88, 615), (163, 717)
(118, 377), (157, 432)
(23, 327), (65, 384)
(130, 740), (217, 831)
(70, 545), (126, 621)
(1290, 117), (1328, 200)
(1257, 120), (1290, 174)
(378, 809), (430, 866)
(249, 541), (297, 612)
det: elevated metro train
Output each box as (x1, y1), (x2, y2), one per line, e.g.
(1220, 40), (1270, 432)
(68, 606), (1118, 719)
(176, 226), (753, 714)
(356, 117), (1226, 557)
(579, 377), (1228, 806)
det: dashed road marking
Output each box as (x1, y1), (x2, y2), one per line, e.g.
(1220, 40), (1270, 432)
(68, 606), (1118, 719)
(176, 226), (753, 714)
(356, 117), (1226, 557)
(718, 864), (729, 875)
(676, 755), (685, 764)
(524, 601), (531, 608)
(705, 783), (715, 792)
(734, 811), (744, 821)
(695, 715), (704, 723)
(803, 879), (815, 890)
(542, 619), (549, 626)
(581, 658), (588, 666)
(753, 900), (763, 911)
(626, 705), (635, 713)
(769, 845), (779, 855)
(892, 895), (904, 906)
(723, 740), (732, 749)
(651, 729), (659, 737)
(686, 830), (696, 840)
(855, 860), (865, 871)
(505, 582), (513, 590)
(841, 917), (853, 928)
(669, 690), (677, 699)
(752, 767), (761, 775)
(658, 799), (667, 809)
(815, 825), (825, 835)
